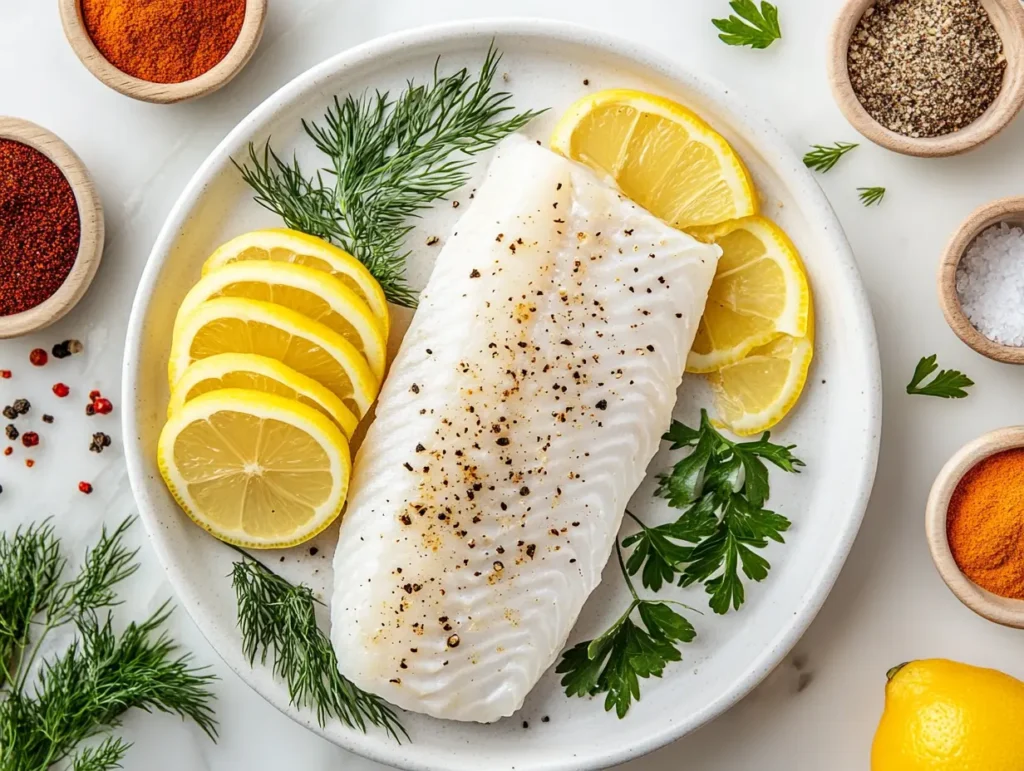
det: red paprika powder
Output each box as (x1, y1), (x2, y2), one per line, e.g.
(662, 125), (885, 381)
(0, 140), (81, 316)
(81, 0), (246, 84)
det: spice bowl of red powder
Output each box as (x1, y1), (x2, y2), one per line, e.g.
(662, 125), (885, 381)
(926, 426), (1024, 629)
(58, 0), (267, 105)
(0, 117), (104, 338)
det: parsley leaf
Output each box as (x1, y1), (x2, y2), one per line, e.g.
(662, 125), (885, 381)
(712, 0), (782, 49)
(556, 547), (696, 718)
(906, 355), (973, 399)
(626, 411), (801, 612)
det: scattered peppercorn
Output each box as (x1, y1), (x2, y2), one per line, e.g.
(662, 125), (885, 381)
(1, 407), (15, 420)
(78, 481), (93, 494)
(4, 425), (17, 441)
(12, 399), (29, 415)
(3, 447), (11, 456)
(0, 370), (10, 379)
(309, 546), (319, 556)
(85, 403), (95, 416)
(24, 459), (33, 468)
(51, 339), (83, 359)
(89, 389), (100, 400)
(28, 349), (47, 367)
(41, 414), (53, 424)
(21, 432), (38, 448)
(52, 382), (70, 397)
(89, 432), (112, 453)
(92, 397), (113, 415)
(541, 715), (550, 723)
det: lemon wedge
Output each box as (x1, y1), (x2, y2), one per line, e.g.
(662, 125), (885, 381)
(707, 332), (814, 436)
(169, 296), (378, 418)
(167, 353), (358, 439)
(202, 228), (390, 337)
(550, 88), (757, 229)
(686, 216), (810, 373)
(158, 388), (350, 548)
(176, 261), (387, 380)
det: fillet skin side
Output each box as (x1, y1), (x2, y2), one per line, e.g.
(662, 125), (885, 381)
(331, 136), (721, 722)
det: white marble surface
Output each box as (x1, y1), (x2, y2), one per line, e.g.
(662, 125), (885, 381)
(3, 0), (1024, 768)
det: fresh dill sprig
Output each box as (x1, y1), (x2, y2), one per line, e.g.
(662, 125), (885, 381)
(556, 546), (696, 718)
(803, 141), (859, 173)
(858, 186), (885, 206)
(237, 44), (545, 308)
(712, 0), (782, 49)
(906, 354), (973, 398)
(0, 518), (217, 771)
(231, 555), (407, 742)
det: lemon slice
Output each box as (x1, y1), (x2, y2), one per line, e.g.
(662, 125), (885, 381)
(158, 388), (350, 548)
(168, 353), (358, 439)
(176, 261), (386, 380)
(686, 216), (810, 373)
(202, 228), (390, 337)
(550, 88), (757, 229)
(707, 333), (814, 436)
(169, 297), (378, 418)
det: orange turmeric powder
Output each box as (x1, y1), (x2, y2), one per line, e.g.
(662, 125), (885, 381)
(947, 448), (1024, 599)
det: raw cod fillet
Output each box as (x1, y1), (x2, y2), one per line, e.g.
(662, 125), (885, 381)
(331, 136), (721, 723)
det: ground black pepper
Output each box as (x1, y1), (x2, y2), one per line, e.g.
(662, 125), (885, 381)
(848, 0), (1006, 138)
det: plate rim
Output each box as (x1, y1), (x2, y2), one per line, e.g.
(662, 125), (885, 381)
(122, 17), (882, 771)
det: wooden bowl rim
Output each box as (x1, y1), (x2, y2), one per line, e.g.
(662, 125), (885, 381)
(938, 195), (1024, 364)
(58, 0), (267, 105)
(0, 117), (104, 339)
(827, 0), (1024, 157)
(926, 426), (1024, 629)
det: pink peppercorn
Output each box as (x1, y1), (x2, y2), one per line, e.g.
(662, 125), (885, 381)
(52, 382), (69, 398)
(78, 481), (93, 494)
(92, 397), (113, 415)
(29, 349), (47, 366)
(21, 431), (38, 448)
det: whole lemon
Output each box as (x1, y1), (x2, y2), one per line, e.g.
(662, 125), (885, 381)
(872, 659), (1024, 770)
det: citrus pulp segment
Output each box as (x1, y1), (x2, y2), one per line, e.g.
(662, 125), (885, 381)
(167, 353), (359, 438)
(168, 296), (378, 418)
(201, 228), (390, 337)
(550, 88), (757, 229)
(175, 260), (387, 380)
(158, 388), (351, 549)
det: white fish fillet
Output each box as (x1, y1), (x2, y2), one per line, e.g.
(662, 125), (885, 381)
(331, 136), (720, 723)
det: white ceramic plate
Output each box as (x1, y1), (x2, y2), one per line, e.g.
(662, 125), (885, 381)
(123, 19), (881, 771)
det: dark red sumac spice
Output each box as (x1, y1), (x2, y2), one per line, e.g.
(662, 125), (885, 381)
(0, 139), (81, 316)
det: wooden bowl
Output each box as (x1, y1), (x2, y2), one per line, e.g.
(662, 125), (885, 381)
(938, 195), (1024, 364)
(0, 117), (104, 339)
(926, 426), (1024, 629)
(827, 0), (1024, 157)
(58, 0), (267, 104)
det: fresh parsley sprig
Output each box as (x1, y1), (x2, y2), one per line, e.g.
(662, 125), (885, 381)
(803, 142), (858, 173)
(0, 519), (217, 770)
(238, 44), (544, 307)
(231, 555), (407, 742)
(906, 355), (973, 398)
(556, 546), (696, 718)
(712, 1), (782, 49)
(626, 411), (802, 614)
(858, 187), (885, 206)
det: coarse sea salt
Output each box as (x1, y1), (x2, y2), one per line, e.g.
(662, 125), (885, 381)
(956, 222), (1024, 347)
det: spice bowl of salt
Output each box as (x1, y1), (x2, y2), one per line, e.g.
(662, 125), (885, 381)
(0, 117), (104, 339)
(927, 427), (1024, 629)
(939, 195), (1024, 364)
(58, 0), (267, 105)
(828, 0), (1024, 157)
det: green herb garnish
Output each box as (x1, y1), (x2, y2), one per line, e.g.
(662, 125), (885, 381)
(712, 0), (782, 49)
(0, 518), (217, 770)
(858, 186), (886, 206)
(237, 44), (544, 308)
(231, 554), (407, 742)
(906, 355), (973, 398)
(626, 411), (802, 614)
(556, 546), (696, 718)
(803, 142), (859, 173)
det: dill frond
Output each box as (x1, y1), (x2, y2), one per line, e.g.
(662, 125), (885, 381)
(237, 43), (544, 307)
